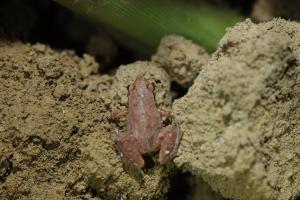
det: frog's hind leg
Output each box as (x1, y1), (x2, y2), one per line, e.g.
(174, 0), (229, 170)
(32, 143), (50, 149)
(156, 124), (182, 164)
(115, 134), (145, 169)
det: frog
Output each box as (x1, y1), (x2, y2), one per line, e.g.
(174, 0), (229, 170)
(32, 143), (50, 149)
(113, 76), (181, 169)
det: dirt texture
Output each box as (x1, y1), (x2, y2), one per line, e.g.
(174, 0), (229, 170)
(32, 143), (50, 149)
(152, 35), (209, 87)
(252, 0), (300, 21)
(173, 18), (300, 200)
(0, 41), (101, 199)
(0, 41), (174, 199)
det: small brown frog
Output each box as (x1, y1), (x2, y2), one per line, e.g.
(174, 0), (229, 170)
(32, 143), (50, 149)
(113, 76), (181, 169)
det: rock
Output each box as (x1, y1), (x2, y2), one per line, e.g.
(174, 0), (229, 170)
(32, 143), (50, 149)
(152, 35), (209, 87)
(173, 19), (300, 200)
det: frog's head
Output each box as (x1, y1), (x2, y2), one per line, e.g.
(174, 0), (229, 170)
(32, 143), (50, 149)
(129, 76), (154, 95)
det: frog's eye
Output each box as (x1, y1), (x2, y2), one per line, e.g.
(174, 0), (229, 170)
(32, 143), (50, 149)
(128, 83), (135, 92)
(146, 82), (154, 91)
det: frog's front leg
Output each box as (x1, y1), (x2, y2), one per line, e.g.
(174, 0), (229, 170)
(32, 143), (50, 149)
(115, 133), (145, 169)
(112, 108), (127, 119)
(158, 107), (171, 118)
(156, 124), (182, 164)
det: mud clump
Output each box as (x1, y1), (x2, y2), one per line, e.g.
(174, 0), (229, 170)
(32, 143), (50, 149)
(173, 18), (300, 200)
(0, 41), (173, 199)
(0, 40), (112, 199)
(152, 35), (209, 88)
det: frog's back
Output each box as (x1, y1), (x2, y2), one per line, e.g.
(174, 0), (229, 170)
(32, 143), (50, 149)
(127, 79), (162, 152)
